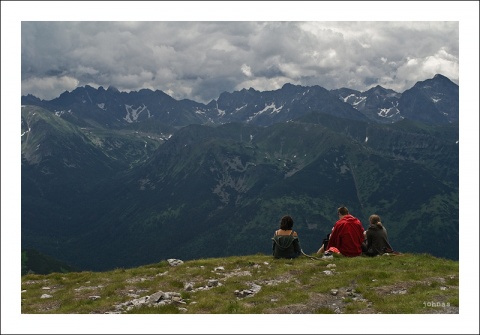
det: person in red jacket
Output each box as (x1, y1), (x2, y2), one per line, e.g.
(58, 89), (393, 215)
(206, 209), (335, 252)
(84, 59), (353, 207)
(325, 206), (365, 257)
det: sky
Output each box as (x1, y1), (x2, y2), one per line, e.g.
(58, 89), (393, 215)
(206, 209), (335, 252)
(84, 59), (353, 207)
(2, 1), (480, 334)
(21, 20), (460, 104)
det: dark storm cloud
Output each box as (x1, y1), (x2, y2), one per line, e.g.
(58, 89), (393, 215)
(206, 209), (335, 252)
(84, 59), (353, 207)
(21, 20), (459, 103)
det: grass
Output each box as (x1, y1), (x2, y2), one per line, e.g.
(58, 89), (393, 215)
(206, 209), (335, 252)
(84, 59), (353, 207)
(21, 253), (458, 315)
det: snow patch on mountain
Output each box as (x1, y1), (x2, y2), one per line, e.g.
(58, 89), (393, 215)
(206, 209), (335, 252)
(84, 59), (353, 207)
(235, 104), (248, 113)
(54, 110), (71, 117)
(353, 97), (366, 107)
(247, 103), (284, 123)
(378, 108), (393, 117)
(124, 104), (150, 123)
(342, 94), (356, 103)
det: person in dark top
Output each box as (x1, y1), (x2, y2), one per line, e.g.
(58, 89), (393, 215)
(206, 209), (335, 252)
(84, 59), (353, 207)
(325, 206), (365, 257)
(362, 214), (394, 256)
(272, 215), (302, 259)
(316, 228), (332, 255)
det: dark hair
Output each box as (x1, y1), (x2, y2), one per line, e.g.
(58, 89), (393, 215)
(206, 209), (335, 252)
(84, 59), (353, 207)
(337, 206), (349, 216)
(280, 215), (294, 230)
(369, 214), (382, 226)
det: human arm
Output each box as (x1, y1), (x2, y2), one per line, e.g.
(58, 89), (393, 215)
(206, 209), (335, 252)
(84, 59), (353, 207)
(272, 237), (276, 256)
(317, 245), (325, 254)
(363, 229), (378, 256)
(326, 224), (340, 249)
(293, 236), (302, 256)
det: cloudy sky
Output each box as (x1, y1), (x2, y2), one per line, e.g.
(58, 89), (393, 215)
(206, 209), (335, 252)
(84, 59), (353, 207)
(3, 2), (480, 334)
(21, 20), (459, 103)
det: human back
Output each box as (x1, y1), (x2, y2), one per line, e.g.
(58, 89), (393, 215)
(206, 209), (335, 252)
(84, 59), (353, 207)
(362, 214), (393, 256)
(326, 206), (365, 257)
(272, 215), (301, 259)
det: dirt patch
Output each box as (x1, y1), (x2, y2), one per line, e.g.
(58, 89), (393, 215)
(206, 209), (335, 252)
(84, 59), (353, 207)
(264, 287), (373, 314)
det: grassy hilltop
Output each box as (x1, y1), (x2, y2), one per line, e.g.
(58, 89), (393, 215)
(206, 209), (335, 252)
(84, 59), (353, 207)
(21, 252), (458, 315)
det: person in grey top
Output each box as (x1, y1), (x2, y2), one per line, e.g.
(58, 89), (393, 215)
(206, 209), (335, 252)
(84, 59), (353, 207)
(362, 214), (394, 256)
(272, 215), (302, 259)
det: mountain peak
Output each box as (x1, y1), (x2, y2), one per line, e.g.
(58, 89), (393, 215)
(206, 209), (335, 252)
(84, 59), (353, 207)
(416, 73), (457, 88)
(107, 85), (119, 93)
(433, 73), (448, 80)
(366, 85), (389, 94)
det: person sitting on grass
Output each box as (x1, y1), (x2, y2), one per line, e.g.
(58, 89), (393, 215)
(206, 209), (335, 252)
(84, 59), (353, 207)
(272, 215), (302, 259)
(361, 214), (395, 256)
(323, 206), (365, 257)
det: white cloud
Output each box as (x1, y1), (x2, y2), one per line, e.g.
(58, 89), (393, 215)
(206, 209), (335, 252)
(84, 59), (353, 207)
(19, 20), (460, 103)
(393, 48), (459, 92)
(21, 75), (79, 99)
(241, 64), (252, 77)
(235, 76), (294, 93)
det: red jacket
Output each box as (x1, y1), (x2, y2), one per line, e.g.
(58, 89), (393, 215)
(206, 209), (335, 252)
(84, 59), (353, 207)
(327, 214), (365, 256)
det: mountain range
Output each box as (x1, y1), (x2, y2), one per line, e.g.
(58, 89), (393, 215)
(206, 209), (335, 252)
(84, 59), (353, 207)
(21, 74), (459, 272)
